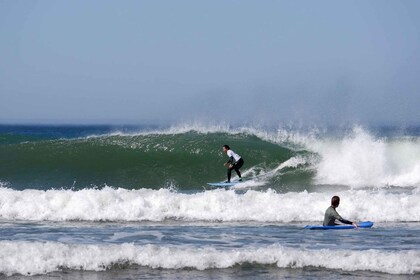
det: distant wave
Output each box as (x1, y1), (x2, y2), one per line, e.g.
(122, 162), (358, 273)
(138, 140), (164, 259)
(0, 187), (419, 222)
(1, 241), (418, 276)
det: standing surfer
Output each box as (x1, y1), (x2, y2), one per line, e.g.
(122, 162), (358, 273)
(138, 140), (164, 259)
(222, 145), (244, 183)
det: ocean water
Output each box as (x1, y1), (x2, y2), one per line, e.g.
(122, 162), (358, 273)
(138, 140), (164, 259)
(0, 123), (419, 279)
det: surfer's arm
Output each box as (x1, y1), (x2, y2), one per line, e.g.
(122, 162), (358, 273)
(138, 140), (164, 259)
(338, 218), (353, 225)
(338, 216), (357, 227)
(340, 219), (358, 228)
(224, 156), (234, 165)
(333, 209), (356, 226)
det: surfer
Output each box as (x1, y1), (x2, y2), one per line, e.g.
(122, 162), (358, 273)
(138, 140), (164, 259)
(222, 145), (244, 183)
(323, 196), (358, 228)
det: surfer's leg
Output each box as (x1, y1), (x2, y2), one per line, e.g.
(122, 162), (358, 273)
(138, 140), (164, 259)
(234, 165), (241, 178)
(227, 167), (232, 182)
(234, 159), (244, 178)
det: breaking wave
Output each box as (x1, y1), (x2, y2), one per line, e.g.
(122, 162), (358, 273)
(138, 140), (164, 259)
(0, 187), (419, 222)
(1, 124), (419, 189)
(1, 241), (418, 276)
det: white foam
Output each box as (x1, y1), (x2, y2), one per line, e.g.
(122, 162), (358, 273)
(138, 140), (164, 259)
(0, 187), (419, 222)
(309, 126), (420, 188)
(0, 241), (418, 276)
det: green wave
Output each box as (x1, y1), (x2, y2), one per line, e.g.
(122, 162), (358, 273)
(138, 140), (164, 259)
(0, 132), (313, 190)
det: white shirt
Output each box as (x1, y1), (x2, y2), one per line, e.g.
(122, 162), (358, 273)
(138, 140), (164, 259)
(227, 149), (241, 162)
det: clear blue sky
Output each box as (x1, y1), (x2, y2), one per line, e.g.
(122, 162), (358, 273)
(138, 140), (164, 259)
(1, 0), (419, 125)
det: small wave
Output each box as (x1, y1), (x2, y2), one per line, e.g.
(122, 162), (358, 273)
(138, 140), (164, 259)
(0, 241), (418, 276)
(0, 187), (419, 222)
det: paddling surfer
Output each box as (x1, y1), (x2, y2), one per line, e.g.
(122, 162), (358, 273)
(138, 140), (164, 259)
(323, 196), (358, 228)
(222, 145), (244, 183)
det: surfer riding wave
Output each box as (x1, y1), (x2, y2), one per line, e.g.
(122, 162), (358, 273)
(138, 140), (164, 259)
(223, 145), (244, 183)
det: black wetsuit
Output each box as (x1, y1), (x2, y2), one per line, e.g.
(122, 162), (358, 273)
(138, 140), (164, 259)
(226, 156), (244, 182)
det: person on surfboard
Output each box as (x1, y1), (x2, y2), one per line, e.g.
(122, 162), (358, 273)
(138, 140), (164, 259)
(324, 196), (358, 227)
(222, 145), (244, 183)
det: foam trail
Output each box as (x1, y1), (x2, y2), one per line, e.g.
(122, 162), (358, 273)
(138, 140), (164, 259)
(0, 187), (419, 222)
(232, 156), (310, 189)
(266, 155), (310, 176)
(0, 241), (418, 276)
(229, 156), (309, 187)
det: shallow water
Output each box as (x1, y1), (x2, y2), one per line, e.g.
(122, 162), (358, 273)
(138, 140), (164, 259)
(1, 221), (419, 277)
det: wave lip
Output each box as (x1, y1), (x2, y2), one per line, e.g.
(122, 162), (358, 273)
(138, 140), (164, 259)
(0, 241), (419, 276)
(1, 187), (419, 222)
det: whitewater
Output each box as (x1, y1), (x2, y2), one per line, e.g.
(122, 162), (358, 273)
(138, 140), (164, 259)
(0, 187), (419, 222)
(0, 124), (419, 278)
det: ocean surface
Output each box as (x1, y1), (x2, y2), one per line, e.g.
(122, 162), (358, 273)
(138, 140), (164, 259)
(0, 123), (419, 279)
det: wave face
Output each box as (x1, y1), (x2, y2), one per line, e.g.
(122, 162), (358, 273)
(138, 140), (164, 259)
(0, 125), (304, 190)
(1, 241), (419, 276)
(0, 187), (419, 222)
(1, 124), (420, 190)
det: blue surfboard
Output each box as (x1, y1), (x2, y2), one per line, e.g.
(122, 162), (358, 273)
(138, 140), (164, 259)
(304, 221), (373, 230)
(207, 180), (243, 187)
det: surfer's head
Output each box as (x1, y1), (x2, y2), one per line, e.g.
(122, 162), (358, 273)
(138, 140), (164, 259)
(222, 145), (230, 153)
(331, 196), (340, 208)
